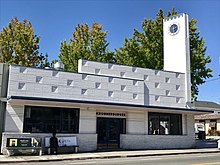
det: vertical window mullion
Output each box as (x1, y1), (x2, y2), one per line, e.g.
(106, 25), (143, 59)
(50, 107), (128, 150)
(158, 114), (161, 135)
(168, 115), (171, 135)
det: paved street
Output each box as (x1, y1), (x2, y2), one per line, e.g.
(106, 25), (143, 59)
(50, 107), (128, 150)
(1, 153), (220, 165)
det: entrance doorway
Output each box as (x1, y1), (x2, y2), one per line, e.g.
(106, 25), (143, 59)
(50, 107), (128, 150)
(97, 117), (126, 149)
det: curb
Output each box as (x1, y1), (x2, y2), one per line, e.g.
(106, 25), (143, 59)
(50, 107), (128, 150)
(1, 150), (220, 164)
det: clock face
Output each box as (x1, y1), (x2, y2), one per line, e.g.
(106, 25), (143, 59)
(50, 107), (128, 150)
(169, 23), (179, 35)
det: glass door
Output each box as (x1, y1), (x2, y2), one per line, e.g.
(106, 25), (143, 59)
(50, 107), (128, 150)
(97, 118), (125, 149)
(107, 119), (119, 148)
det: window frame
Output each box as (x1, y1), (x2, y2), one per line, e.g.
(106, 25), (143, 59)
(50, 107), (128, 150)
(23, 106), (80, 133)
(148, 112), (182, 135)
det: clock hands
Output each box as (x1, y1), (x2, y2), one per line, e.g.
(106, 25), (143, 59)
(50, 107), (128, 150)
(172, 25), (176, 32)
(170, 24), (178, 34)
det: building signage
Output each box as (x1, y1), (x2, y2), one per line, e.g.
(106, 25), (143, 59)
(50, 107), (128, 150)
(96, 112), (126, 118)
(45, 136), (77, 147)
(6, 138), (41, 148)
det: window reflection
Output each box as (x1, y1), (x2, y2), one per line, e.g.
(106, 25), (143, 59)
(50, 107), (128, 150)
(149, 112), (182, 135)
(23, 106), (79, 133)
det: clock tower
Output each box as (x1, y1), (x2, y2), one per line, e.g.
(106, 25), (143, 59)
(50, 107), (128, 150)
(163, 13), (191, 102)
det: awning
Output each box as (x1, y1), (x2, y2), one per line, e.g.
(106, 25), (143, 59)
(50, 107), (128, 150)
(7, 95), (214, 114)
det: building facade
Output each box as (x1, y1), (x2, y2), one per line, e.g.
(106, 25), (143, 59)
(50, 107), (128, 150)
(194, 101), (220, 136)
(0, 13), (212, 153)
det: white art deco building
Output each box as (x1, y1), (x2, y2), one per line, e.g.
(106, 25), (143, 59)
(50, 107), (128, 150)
(0, 13), (212, 153)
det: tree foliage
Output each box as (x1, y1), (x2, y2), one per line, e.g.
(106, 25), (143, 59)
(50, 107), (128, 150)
(115, 8), (212, 100)
(59, 22), (114, 72)
(0, 17), (45, 67)
(189, 19), (212, 99)
(116, 9), (164, 69)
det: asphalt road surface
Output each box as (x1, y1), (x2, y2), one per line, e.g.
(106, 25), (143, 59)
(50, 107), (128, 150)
(1, 153), (220, 165)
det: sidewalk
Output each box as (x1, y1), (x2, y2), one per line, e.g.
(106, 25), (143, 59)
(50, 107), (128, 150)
(0, 148), (220, 164)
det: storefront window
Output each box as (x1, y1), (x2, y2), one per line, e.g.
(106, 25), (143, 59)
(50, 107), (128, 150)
(149, 112), (182, 135)
(23, 106), (79, 133)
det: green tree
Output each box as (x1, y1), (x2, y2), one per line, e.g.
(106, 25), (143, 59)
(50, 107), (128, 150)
(115, 9), (212, 100)
(189, 19), (212, 99)
(39, 53), (51, 68)
(59, 22), (114, 72)
(0, 17), (45, 67)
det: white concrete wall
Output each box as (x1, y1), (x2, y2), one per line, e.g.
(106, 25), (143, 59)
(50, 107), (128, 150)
(187, 114), (195, 137)
(163, 13), (191, 102)
(7, 59), (186, 109)
(121, 113), (195, 149)
(126, 112), (146, 134)
(4, 103), (24, 132)
(78, 60), (186, 108)
(7, 64), (144, 106)
(120, 134), (195, 149)
(75, 134), (97, 151)
(79, 108), (96, 134)
(163, 13), (189, 74)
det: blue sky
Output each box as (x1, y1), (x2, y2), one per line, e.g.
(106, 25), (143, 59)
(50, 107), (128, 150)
(0, 0), (219, 104)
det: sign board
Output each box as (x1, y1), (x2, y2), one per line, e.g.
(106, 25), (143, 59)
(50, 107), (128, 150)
(209, 122), (216, 128)
(6, 138), (41, 148)
(195, 123), (205, 133)
(45, 136), (77, 147)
